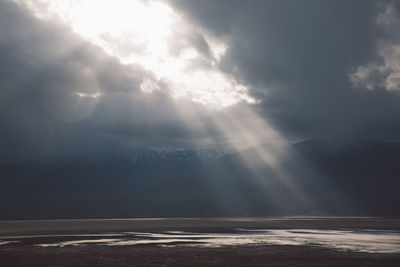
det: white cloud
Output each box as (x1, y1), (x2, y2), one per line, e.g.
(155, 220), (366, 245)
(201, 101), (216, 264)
(377, 2), (400, 26)
(13, 0), (254, 108)
(350, 42), (400, 91)
(349, 2), (400, 92)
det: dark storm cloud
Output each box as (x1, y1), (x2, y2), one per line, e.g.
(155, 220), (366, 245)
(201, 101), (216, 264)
(2, 0), (400, 162)
(0, 0), (215, 160)
(170, 0), (400, 140)
(2, 0), (400, 219)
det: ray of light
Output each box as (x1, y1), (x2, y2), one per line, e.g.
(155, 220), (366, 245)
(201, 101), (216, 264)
(208, 106), (317, 212)
(12, 0), (353, 215)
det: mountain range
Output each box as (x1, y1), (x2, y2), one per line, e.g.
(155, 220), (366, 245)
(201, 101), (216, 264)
(1, 139), (399, 219)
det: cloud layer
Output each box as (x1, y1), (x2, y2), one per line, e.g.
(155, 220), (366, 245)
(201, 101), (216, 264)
(350, 1), (400, 92)
(1, 0), (400, 162)
(170, 0), (400, 140)
(1, 0), (400, 218)
(0, 0), (223, 160)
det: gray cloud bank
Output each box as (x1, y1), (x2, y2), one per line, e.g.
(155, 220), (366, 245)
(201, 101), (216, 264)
(1, 0), (400, 218)
(0, 0), (221, 161)
(1, 0), (400, 161)
(170, 0), (400, 140)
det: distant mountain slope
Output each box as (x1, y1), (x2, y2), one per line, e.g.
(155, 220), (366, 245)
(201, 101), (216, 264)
(0, 140), (399, 219)
(292, 139), (400, 216)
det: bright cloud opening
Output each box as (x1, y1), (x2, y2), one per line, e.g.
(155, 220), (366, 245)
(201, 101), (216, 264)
(15, 0), (255, 108)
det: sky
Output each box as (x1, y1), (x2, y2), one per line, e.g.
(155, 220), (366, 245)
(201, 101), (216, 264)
(0, 0), (400, 218)
(1, 0), (400, 160)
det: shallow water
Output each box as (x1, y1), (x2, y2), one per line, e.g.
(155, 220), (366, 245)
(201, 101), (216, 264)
(29, 229), (400, 254)
(0, 241), (18, 246)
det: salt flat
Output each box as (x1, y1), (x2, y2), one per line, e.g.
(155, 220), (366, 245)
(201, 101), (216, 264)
(0, 217), (399, 266)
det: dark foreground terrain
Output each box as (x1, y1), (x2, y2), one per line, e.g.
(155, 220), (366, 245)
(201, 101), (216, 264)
(0, 217), (399, 266)
(2, 244), (400, 267)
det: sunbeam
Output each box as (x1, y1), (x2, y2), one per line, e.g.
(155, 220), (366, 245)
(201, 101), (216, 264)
(12, 0), (338, 215)
(2, 1), (400, 265)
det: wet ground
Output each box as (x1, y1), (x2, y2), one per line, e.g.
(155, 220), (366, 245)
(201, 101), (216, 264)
(0, 217), (399, 266)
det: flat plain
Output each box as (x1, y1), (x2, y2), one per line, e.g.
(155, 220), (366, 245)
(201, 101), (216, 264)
(1, 217), (399, 267)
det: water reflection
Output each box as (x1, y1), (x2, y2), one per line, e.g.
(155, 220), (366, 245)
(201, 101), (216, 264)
(32, 229), (400, 254)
